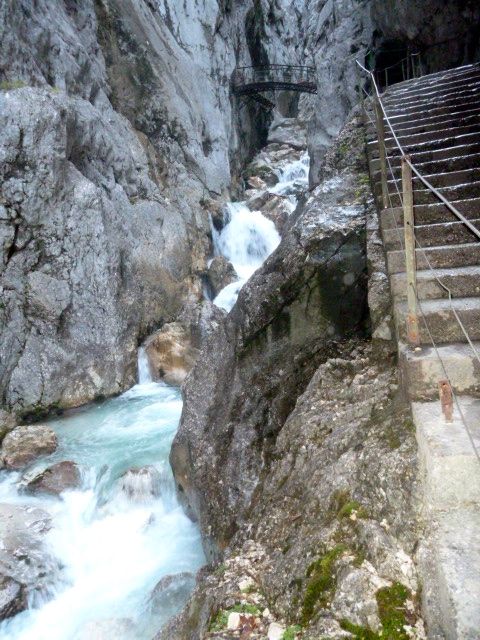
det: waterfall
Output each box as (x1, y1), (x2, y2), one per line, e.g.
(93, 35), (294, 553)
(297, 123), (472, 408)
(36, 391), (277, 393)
(137, 347), (153, 385)
(212, 154), (309, 312)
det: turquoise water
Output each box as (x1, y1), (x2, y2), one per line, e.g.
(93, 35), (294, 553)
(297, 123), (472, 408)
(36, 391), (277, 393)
(0, 375), (204, 640)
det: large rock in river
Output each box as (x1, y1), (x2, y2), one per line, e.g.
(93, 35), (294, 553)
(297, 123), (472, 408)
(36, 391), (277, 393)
(23, 460), (81, 496)
(0, 503), (56, 620)
(206, 256), (238, 298)
(1, 425), (58, 470)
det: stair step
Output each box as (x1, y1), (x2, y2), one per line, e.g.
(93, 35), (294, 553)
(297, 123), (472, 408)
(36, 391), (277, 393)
(384, 219), (480, 251)
(366, 110), (480, 139)
(395, 297), (480, 345)
(387, 243), (480, 274)
(368, 123), (480, 152)
(381, 198), (480, 230)
(391, 266), (480, 301)
(383, 80), (480, 112)
(370, 143), (480, 173)
(369, 131), (480, 161)
(385, 180), (480, 208)
(366, 100), (480, 130)
(371, 153), (480, 183)
(384, 64), (480, 99)
(385, 87), (480, 119)
(382, 94), (480, 123)
(375, 168), (480, 199)
(400, 341), (480, 400)
(384, 70), (480, 105)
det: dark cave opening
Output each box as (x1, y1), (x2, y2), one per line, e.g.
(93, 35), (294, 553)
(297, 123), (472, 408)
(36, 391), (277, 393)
(368, 39), (419, 90)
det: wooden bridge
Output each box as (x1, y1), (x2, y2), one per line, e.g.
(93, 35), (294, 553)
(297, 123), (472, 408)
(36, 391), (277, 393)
(231, 65), (317, 108)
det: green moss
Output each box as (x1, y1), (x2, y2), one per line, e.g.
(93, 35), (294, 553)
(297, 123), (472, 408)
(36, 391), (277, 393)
(283, 624), (302, 639)
(208, 602), (262, 632)
(338, 141), (349, 157)
(340, 619), (378, 639)
(301, 544), (347, 625)
(377, 583), (411, 638)
(340, 583), (412, 639)
(338, 500), (368, 520)
(0, 80), (27, 90)
(214, 563), (226, 576)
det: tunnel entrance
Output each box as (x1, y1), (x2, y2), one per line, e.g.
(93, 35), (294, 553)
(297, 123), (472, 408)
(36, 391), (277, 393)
(368, 39), (421, 90)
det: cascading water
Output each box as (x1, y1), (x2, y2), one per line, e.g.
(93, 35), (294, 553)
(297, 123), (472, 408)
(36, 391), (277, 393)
(212, 153), (309, 312)
(0, 352), (204, 640)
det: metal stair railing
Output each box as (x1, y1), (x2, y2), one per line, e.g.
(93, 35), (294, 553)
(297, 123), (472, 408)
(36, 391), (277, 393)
(357, 60), (480, 465)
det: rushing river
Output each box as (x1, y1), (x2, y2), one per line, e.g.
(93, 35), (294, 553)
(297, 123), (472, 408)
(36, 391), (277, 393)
(0, 152), (309, 640)
(212, 153), (309, 311)
(0, 352), (204, 640)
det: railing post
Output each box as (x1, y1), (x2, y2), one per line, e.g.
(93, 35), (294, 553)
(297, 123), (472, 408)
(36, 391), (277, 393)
(402, 155), (420, 346)
(374, 98), (389, 210)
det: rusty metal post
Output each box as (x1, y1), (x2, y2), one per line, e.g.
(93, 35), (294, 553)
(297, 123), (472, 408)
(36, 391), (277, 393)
(374, 98), (389, 210)
(439, 380), (454, 423)
(402, 155), (420, 346)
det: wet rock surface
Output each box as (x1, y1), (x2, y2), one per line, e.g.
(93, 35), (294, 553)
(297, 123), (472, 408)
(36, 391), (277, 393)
(144, 302), (225, 386)
(1, 425), (58, 470)
(171, 114), (369, 555)
(0, 411), (16, 444)
(166, 115), (424, 639)
(207, 258), (238, 299)
(0, 503), (57, 620)
(23, 460), (81, 496)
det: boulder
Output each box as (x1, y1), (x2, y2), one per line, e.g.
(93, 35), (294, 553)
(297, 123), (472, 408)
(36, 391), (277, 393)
(144, 323), (199, 386)
(0, 410), (16, 443)
(143, 302), (225, 386)
(0, 503), (56, 620)
(246, 175), (267, 190)
(0, 575), (25, 621)
(119, 466), (162, 502)
(267, 116), (307, 150)
(245, 164), (279, 187)
(1, 425), (58, 470)
(207, 257), (238, 298)
(257, 194), (292, 234)
(150, 572), (195, 620)
(23, 460), (81, 496)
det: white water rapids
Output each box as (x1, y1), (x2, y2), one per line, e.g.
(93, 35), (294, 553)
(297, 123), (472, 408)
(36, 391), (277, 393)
(0, 152), (309, 640)
(212, 153), (309, 311)
(0, 351), (204, 640)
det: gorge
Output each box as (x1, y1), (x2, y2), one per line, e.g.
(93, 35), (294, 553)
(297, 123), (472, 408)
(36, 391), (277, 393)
(1, 1), (480, 639)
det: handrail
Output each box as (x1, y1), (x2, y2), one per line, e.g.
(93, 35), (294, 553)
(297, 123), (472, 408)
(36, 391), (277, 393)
(357, 59), (480, 466)
(356, 59), (480, 241)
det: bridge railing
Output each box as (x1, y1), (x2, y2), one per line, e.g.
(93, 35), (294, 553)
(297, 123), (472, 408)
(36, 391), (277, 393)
(231, 64), (317, 94)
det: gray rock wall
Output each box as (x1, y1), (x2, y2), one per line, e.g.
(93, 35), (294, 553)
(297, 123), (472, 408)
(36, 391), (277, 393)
(0, 0), (305, 413)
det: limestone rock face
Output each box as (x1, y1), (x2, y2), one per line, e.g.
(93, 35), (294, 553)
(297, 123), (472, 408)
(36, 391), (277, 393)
(23, 461), (81, 496)
(170, 114), (369, 557)
(144, 302), (225, 386)
(0, 0), (306, 414)
(1, 425), (58, 470)
(0, 410), (16, 443)
(207, 257), (238, 299)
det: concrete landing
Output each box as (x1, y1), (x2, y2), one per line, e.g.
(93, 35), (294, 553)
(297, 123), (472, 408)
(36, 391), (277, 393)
(413, 397), (480, 639)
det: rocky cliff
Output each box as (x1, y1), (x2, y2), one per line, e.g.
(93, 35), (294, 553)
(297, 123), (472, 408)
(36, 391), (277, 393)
(165, 112), (426, 639)
(0, 0), (305, 414)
